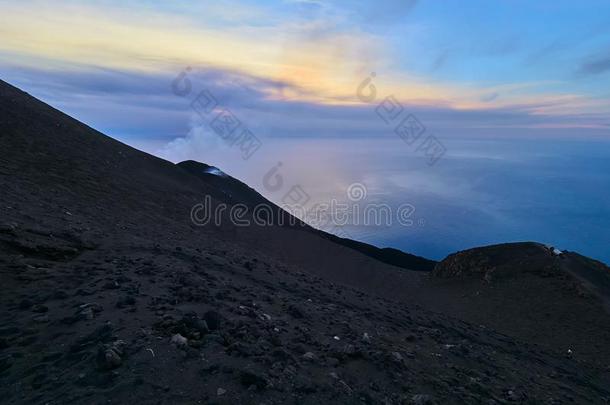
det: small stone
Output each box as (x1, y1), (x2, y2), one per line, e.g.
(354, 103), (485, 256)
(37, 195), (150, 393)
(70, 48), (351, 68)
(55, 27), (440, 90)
(81, 308), (95, 320)
(302, 352), (316, 361)
(411, 394), (433, 404)
(505, 389), (523, 401)
(78, 303), (103, 320)
(103, 281), (119, 290)
(341, 344), (360, 358)
(171, 334), (188, 348)
(339, 380), (353, 395)
(0, 222), (18, 234)
(391, 352), (404, 363)
(96, 341), (125, 370)
(33, 314), (49, 323)
(217, 388), (226, 396)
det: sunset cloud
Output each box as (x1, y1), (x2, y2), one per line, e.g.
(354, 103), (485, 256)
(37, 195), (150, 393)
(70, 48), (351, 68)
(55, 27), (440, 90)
(2, 0), (608, 124)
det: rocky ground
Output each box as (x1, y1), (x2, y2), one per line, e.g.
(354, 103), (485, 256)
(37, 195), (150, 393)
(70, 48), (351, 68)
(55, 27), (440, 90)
(2, 231), (609, 404)
(1, 79), (610, 404)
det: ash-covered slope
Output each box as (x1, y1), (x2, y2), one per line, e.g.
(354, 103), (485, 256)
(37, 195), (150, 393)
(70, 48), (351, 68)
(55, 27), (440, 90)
(1, 79), (610, 404)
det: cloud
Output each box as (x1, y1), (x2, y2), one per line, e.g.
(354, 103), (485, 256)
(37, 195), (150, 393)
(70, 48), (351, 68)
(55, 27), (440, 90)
(2, 0), (609, 139)
(577, 55), (610, 77)
(4, 62), (608, 155)
(0, 1), (384, 102)
(1, 0), (608, 121)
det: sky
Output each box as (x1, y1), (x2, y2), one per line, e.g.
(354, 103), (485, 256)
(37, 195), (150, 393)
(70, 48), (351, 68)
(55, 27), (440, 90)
(1, 0), (609, 263)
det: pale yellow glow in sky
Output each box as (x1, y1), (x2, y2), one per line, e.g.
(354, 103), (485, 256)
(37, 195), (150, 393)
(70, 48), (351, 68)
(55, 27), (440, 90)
(0, 1), (603, 116)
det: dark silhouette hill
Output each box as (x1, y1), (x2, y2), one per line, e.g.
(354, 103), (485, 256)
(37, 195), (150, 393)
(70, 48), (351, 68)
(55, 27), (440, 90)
(421, 242), (610, 364)
(1, 78), (610, 403)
